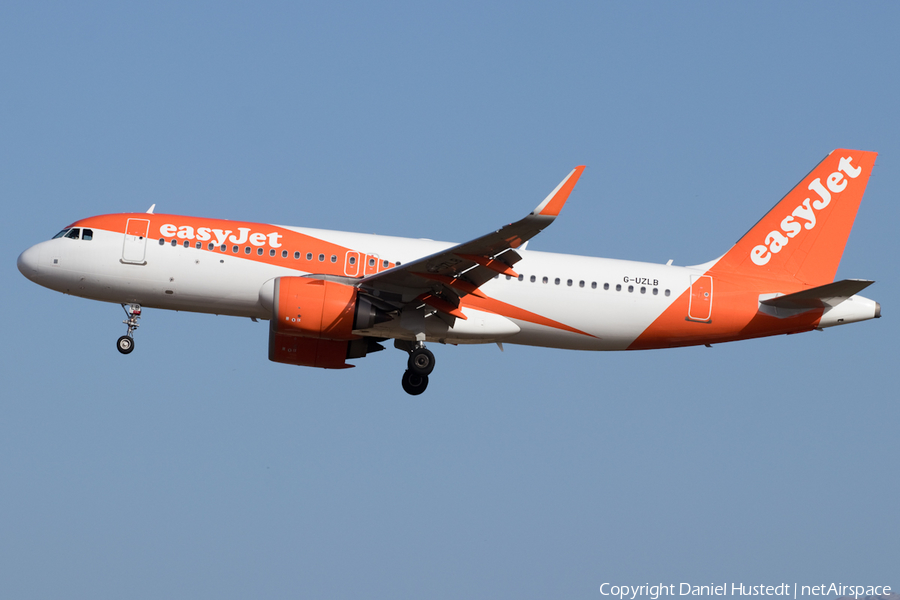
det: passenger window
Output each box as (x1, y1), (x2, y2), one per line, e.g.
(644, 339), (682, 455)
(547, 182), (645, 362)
(306, 253), (312, 260)
(369, 258), (375, 267)
(183, 241), (190, 248)
(518, 274), (524, 281)
(294, 251), (300, 259)
(232, 245), (238, 253)
(554, 278), (560, 285)
(542, 277), (548, 284)
(665, 289), (671, 297)
(579, 280), (585, 288)
(281, 250), (287, 258)
(530, 275), (536, 283)
(591, 282), (597, 289)
(220, 244), (227, 252)
(567, 279), (573, 286)
(195, 242), (201, 249)
(603, 283), (609, 290)
(171, 240), (177, 247)
(616, 284), (622, 291)
(208, 243), (215, 250)
(653, 288), (658, 295)
(640, 286), (646, 294)
(331, 255), (337, 263)
(383, 260), (389, 267)
(349, 256), (356, 265)
(65, 229), (80, 240)
(82, 229), (93, 241)
(244, 247), (251, 254)
(257, 248), (263, 255)
(505, 275), (511, 280)
(318, 254), (325, 262)
(628, 285), (634, 293)
(159, 238), (165, 245)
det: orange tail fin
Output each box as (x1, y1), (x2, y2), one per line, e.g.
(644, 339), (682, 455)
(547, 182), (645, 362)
(713, 149), (877, 285)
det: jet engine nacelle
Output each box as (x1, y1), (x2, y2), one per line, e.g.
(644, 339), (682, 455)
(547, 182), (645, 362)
(269, 277), (359, 340)
(259, 277), (389, 369)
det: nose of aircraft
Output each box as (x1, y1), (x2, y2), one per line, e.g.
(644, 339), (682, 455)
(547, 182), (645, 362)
(17, 244), (42, 281)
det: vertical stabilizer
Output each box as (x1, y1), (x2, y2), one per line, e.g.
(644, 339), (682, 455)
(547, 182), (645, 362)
(713, 149), (877, 285)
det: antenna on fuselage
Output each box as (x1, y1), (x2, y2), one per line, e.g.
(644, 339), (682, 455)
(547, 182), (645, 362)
(146, 204), (156, 214)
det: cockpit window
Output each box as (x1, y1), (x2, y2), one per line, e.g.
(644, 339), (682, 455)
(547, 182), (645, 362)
(64, 228), (81, 240)
(82, 229), (93, 241)
(52, 229), (70, 239)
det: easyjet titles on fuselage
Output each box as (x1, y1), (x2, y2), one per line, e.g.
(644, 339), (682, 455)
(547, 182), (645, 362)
(750, 155), (862, 266)
(159, 223), (283, 248)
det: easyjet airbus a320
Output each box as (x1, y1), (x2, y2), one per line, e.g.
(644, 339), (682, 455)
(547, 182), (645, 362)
(18, 149), (880, 394)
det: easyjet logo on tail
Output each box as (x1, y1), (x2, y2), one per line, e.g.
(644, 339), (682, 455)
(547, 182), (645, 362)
(750, 156), (862, 266)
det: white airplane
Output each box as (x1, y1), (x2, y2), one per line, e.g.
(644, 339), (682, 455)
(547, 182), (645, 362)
(18, 149), (880, 394)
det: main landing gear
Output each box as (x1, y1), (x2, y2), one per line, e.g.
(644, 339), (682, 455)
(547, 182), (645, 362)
(117, 303), (141, 355)
(398, 342), (436, 396)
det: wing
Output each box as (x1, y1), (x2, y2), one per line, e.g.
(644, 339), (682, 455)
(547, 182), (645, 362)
(357, 166), (585, 320)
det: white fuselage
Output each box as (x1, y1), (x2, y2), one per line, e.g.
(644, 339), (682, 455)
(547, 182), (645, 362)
(19, 224), (698, 351)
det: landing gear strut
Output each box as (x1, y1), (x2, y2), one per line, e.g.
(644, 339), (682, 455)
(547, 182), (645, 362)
(396, 340), (436, 395)
(117, 303), (141, 355)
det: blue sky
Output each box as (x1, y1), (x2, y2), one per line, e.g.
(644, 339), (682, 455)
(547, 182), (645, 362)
(2, 2), (898, 599)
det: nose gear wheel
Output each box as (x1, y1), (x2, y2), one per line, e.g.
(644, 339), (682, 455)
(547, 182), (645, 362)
(117, 303), (142, 355)
(117, 335), (134, 354)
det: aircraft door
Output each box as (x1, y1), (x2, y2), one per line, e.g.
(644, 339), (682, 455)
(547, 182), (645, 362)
(122, 218), (150, 264)
(688, 275), (713, 322)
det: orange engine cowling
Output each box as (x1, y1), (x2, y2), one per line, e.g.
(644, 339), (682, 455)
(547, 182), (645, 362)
(262, 277), (390, 370)
(271, 277), (359, 341)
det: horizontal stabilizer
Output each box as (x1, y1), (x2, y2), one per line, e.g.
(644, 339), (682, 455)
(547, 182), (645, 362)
(760, 279), (874, 310)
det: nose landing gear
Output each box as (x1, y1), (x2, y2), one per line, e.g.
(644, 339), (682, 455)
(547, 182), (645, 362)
(398, 342), (436, 395)
(117, 303), (141, 355)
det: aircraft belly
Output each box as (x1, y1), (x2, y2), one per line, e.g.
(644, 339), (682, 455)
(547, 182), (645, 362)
(361, 307), (521, 344)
